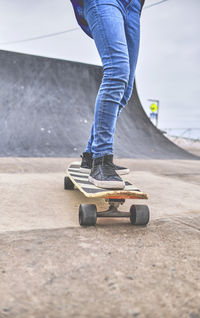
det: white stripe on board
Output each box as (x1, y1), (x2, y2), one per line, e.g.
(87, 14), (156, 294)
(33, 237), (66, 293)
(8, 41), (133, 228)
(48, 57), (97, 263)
(69, 161), (81, 166)
(68, 167), (81, 172)
(77, 182), (100, 190)
(72, 176), (89, 182)
(68, 170), (89, 177)
(124, 185), (139, 191)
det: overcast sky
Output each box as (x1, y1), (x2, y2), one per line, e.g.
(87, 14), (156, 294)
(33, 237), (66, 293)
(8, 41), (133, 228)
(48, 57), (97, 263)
(0, 0), (200, 138)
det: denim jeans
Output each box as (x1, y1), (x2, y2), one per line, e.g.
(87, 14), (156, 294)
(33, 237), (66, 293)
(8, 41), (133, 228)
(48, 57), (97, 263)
(84, 0), (141, 158)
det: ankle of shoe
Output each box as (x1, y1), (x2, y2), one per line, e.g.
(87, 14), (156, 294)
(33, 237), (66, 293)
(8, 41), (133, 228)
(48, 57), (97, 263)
(93, 154), (114, 167)
(104, 154), (114, 164)
(93, 157), (103, 166)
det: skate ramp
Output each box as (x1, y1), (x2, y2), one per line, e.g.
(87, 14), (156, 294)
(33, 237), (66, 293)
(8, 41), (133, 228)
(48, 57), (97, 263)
(0, 50), (198, 159)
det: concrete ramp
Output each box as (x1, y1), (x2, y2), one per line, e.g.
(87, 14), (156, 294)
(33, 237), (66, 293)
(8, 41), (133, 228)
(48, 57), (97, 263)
(0, 50), (198, 159)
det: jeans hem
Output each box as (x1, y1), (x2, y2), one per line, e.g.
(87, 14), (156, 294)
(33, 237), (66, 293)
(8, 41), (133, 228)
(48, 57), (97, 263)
(93, 151), (113, 159)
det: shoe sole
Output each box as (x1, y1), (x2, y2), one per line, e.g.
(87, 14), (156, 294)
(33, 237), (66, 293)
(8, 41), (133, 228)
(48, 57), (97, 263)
(88, 175), (125, 190)
(116, 168), (130, 175)
(80, 167), (130, 175)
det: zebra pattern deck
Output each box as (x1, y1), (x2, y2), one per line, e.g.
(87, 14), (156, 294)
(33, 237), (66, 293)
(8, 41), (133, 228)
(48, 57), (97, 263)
(66, 162), (148, 199)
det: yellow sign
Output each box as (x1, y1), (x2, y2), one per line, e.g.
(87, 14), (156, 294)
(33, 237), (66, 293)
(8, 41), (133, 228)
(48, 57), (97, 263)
(150, 103), (158, 113)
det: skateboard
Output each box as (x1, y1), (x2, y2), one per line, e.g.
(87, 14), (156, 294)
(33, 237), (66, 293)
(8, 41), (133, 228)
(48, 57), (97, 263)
(64, 161), (150, 226)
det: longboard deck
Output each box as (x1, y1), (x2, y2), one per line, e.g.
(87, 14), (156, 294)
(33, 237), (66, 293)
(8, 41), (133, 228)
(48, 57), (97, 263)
(67, 162), (148, 200)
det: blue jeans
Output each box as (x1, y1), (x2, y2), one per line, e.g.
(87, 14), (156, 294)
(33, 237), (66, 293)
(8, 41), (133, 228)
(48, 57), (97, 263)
(84, 0), (141, 158)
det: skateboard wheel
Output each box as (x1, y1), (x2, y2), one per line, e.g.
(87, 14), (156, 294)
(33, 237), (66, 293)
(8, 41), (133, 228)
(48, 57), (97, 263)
(64, 176), (74, 190)
(130, 205), (150, 226)
(79, 204), (97, 226)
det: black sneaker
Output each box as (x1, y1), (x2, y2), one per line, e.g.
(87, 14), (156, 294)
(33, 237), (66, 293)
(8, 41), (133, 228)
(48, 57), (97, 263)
(107, 155), (130, 175)
(80, 152), (129, 175)
(80, 152), (93, 173)
(88, 154), (125, 189)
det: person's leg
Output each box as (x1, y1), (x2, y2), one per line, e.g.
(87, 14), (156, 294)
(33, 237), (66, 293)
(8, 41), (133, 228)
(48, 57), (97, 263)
(82, 0), (130, 188)
(85, 123), (94, 154)
(81, 120), (129, 175)
(81, 0), (141, 183)
(84, 0), (130, 159)
(80, 123), (94, 173)
(117, 0), (141, 117)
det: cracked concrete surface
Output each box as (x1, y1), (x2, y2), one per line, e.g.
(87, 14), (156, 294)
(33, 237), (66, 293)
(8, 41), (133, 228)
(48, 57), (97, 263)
(0, 158), (200, 318)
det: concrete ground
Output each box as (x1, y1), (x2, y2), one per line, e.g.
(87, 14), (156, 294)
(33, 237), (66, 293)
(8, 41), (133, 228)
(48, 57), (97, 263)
(0, 158), (200, 318)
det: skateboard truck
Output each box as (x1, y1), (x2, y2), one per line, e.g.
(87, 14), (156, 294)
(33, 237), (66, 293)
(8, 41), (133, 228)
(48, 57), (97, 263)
(97, 199), (130, 218)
